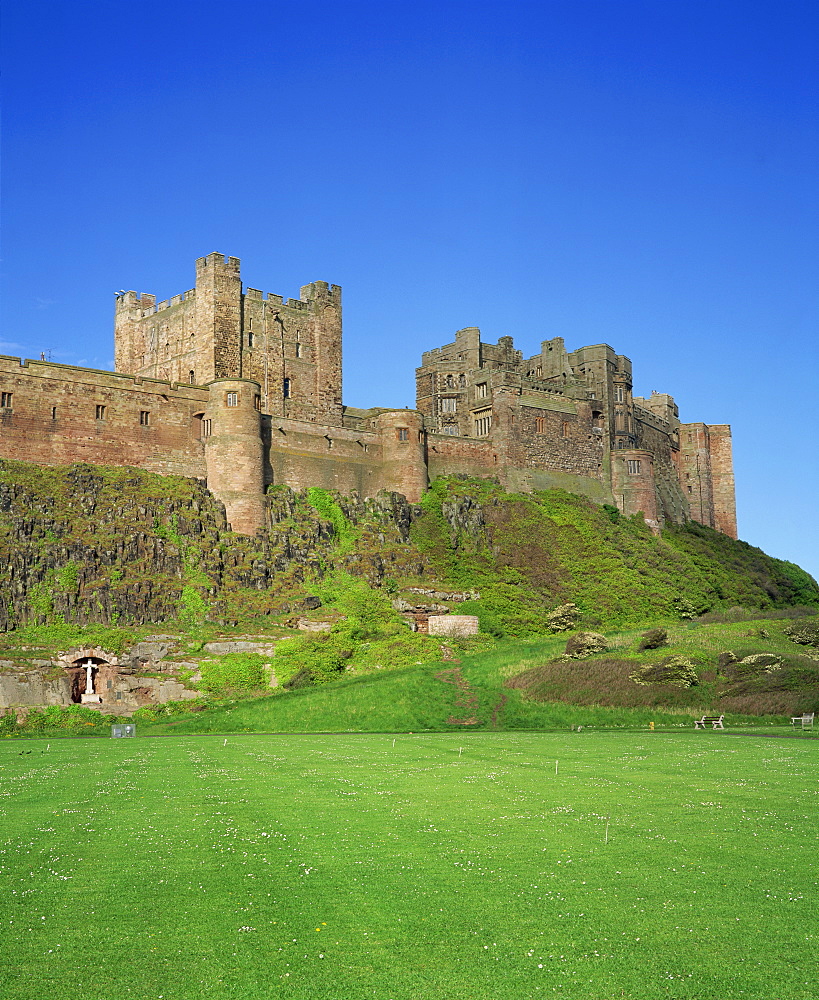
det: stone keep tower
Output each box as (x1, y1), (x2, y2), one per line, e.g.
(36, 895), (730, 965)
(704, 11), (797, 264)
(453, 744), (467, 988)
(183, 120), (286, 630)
(114, 254), (343, 425)
(113, 254), (346, 535)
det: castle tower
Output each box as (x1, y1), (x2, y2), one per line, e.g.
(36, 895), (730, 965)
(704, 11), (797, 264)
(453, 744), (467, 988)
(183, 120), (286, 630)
(114, 290), (156, 375)
(679, 423), (737, 538)
(375, 410), (427, 502)
(611, 368), (635, 450)
(197, 254), (243, 381)
(204, 378), (265, 534)
(706, 425), (737, 539)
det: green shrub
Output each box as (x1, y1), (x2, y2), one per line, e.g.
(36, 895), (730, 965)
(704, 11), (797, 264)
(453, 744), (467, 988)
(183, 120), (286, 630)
(305, 488), (357, 551)
(277, 634), (353, 688)
(198, 653), (267, 694)
(56, 561), (79, 593)
(179, 586), (208, 630)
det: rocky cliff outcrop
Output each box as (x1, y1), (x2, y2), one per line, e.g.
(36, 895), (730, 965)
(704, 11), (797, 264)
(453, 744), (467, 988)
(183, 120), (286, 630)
(0, 461), (434, 629)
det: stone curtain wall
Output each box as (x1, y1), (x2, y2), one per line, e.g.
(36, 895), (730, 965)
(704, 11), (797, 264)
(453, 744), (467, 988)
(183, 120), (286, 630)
(0, 357), (209, 479)
(500, 397), (605, 482)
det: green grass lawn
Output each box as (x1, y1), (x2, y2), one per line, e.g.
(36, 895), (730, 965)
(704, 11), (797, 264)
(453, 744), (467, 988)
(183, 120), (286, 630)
(1, 732), (817, 999)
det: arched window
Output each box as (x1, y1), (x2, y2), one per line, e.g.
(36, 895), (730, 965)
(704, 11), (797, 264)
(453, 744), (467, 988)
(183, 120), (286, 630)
(283, 378), (291, 399)
(189, 370), (195, 384)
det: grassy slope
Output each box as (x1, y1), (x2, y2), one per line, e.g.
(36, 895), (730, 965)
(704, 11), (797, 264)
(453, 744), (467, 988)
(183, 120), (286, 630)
(2, 733), (817, 1000)
(142, 616), (819, 737)
(411, 479), (819, 631)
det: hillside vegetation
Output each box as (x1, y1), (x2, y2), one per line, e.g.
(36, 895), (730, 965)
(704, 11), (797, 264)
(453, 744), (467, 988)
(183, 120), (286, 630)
(1, 459), (816, 635)
(2, 459), (818, 734)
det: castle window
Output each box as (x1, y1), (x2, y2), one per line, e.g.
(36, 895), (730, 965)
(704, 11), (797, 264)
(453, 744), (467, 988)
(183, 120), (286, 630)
(459, 374), (466, 388)
(627, 459), (641, 475)
(614, 385), (625, 402)
(247, 332), (254, 348)
(226, 392), (238, 407)
(442, 425), (458, 435)
(95, 404), (106, 420)
(440, 397), (457, 413)
(283, 378), (291, 399)
(202, 418), (212, 438)
(189, 371), (195, 384)
(687, 485), (693, 494)
(254, 394), (261, 411)
(535, 416), (546, 434)
(561, 421), (570, 437)
(1, 392), (12, 408)
(536, 366), (542, 377)
(295, 342), (302, 358)
(51, 406), (57, 420)
(397, 427), (408, 441)
(139, 410), (150, 426)
(446, 374), (455, 388)
(474, 409), (492, 437)
(476, 383), (487, 399)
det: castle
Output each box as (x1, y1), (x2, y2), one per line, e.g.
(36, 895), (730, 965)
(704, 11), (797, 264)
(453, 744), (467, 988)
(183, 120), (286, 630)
(0, 253), (736, 538)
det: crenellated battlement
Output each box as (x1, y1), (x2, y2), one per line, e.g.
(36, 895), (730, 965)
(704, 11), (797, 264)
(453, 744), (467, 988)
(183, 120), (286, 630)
(196, 252), (241, 273)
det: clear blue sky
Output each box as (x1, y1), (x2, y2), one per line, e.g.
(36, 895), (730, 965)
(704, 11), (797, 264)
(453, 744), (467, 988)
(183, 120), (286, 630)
(3, 0), (818, 580)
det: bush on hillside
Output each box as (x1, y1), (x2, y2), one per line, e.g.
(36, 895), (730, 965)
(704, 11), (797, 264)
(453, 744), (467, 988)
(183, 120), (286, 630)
(784, 619), (819, 647)
(198, 653), (268, 694)
(564, 631), (608, 658)
(546, 603), (580, 632)
(735, 653), (783, 674)
(638, 628), (668, 651)
(718, 651), (739, 669)
(630, 656), (698, 688)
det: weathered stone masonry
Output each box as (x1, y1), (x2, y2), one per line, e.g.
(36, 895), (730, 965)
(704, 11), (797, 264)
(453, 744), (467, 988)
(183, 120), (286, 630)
(0, 253), (737, 538)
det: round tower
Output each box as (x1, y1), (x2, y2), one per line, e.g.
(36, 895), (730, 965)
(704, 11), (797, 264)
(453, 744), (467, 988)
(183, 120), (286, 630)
(375, 409), (427, 502)
(204, 378), (265, 534)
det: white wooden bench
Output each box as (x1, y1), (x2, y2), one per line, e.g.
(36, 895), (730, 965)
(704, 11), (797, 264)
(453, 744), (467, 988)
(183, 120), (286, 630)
(790, 713), (814, 730)
(694, 715), (725, 730)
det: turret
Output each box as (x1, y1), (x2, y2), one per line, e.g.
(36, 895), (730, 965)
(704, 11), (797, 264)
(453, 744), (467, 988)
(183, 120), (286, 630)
(204, 378), (265, 534)
(375, 409), (427, 502)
